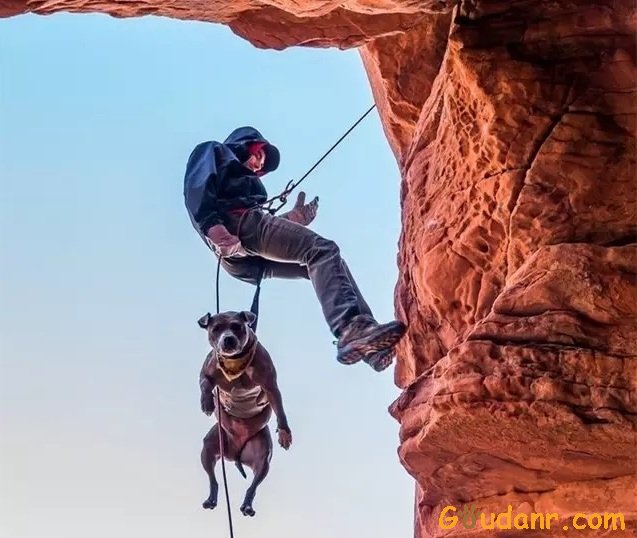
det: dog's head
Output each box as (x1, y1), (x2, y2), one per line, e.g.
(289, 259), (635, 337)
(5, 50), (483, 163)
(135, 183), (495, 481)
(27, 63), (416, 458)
(197, 311), (257, 357)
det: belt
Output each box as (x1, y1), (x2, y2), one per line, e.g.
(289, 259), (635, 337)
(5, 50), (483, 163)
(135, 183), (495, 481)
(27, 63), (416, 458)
(227, 207), (250, 216)
(227, 206), (267, 217)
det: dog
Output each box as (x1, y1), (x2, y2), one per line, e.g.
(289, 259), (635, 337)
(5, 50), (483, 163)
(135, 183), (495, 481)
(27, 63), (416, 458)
(197, 310), (292, 517)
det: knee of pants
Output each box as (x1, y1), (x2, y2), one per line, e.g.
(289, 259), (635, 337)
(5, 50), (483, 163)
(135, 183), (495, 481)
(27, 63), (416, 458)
(308, 237), (340, 263)
(221, 262), (261, 286)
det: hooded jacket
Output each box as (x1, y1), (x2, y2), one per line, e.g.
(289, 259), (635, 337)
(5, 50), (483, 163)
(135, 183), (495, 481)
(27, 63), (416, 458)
(183, 127), (280, 243)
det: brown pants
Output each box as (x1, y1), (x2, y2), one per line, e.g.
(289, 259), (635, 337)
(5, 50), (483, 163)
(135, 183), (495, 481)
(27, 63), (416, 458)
(222, 210), (373, 336)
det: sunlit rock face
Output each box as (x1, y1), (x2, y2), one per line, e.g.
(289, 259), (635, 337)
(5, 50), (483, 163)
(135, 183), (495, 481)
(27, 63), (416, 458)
(2, 0), (451, 47)
(383, 2), (637, 534)
(4, 0), (636, 535)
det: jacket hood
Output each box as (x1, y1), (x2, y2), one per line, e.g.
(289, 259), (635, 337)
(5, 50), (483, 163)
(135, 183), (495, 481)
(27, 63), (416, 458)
(224, 126), (280, 174)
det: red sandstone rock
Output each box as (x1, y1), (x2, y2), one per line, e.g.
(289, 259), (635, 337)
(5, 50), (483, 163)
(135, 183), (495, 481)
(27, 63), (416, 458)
(360, 13), (453, 161)
(389, 1), (637, 534)
(3, 1), (636, 535)
(4, 0), (451, 48)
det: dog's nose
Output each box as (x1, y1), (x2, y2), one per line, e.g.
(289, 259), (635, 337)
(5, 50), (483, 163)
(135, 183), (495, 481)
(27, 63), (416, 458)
(222, 335), (237, 348)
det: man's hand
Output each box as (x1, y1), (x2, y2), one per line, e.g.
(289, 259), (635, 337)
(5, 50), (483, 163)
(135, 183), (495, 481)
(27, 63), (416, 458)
(201, 390), (215, 416)
(205, 224), (247, 258)
(277, 426), (292, 450)
(280, 192), (319, 226)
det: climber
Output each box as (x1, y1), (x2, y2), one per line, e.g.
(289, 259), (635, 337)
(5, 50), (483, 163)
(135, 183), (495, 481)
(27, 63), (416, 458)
(183, 126), (407, 371)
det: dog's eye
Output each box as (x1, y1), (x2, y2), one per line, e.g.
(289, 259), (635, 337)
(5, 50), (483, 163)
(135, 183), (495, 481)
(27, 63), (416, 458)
(229, 322), (242, 332)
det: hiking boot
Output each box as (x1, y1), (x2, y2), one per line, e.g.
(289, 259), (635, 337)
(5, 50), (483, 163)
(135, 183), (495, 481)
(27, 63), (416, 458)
(336, 314), (406, 366)
(364, 348), (395, 372)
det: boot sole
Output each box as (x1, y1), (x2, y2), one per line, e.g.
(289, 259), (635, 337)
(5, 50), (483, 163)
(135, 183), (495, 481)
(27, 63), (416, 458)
(364, 348), (394, 372)
(337, 321), (406, 366)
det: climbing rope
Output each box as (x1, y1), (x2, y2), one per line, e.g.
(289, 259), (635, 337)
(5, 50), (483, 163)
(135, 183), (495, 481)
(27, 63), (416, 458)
(214, 256), (236, 538)
(215, 255), (222, 315)
(261, 103), (377, 214)
(211, 103), (377, 538)
(215, 386), (234, 538)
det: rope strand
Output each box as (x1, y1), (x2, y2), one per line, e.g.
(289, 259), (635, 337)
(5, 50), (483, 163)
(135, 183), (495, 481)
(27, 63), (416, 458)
(214, 256), (235, 538)
(216, 386), (235, 538)
(215, 255), (222, 314)
(261, 104), (377, 213)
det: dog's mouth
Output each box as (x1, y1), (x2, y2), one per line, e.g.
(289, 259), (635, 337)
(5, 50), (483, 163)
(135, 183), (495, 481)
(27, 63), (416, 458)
(219, 347), (243, 357)
(216, 333), (245, 356)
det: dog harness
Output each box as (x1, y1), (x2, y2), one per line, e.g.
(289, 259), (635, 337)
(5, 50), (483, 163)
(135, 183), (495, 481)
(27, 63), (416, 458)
(215, 340), (269, 419)
(216, 339), (258, 382)
(218, 384), (269, 419)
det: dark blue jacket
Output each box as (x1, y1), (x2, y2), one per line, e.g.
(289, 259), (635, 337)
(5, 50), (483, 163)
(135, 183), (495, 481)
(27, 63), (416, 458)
(183, 127), (280, 244)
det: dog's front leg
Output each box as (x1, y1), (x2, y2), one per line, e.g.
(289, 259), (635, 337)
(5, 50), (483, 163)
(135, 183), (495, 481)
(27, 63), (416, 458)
(201, 425), (220, 510)
(251, 350), (292, 449)
(199, 354), (216, 416)
(264, 386), (292, 449)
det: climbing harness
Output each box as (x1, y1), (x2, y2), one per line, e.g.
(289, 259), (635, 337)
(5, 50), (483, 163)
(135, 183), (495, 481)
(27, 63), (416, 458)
(211, 103), (377, 538)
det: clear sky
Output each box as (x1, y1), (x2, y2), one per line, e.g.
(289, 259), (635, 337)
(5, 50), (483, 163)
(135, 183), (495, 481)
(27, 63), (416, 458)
(0, 13), (413, 538)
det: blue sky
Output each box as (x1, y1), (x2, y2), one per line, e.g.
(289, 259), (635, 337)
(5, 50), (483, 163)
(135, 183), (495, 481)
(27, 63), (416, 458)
(0, 13), (413, 538)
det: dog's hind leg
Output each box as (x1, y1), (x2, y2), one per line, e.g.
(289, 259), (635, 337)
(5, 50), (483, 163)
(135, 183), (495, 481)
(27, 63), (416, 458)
(239, 427), (273, 517)
(201, 425), (221, 510)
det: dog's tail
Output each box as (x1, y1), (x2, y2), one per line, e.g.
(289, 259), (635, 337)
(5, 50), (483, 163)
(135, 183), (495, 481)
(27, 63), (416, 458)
(235, 460), (247, 479)
(235, 441), (248, 479)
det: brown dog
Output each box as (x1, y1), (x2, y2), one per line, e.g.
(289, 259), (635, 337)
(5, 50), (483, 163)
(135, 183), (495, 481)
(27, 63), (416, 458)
(197, 310), (292, 517)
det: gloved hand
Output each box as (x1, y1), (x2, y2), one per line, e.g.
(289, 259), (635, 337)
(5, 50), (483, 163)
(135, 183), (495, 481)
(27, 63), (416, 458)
(206, 224), (247, 258)
(280, 192), (319, 226)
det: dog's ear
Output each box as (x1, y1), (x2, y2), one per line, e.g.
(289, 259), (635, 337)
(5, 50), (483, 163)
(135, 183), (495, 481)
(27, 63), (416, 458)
(240, 311), (257, 326)
(197, 313), (212, 329)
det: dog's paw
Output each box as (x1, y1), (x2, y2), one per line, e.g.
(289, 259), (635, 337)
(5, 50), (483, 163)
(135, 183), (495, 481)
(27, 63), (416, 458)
(201, 393), (215, 416)
(202, 497), (218, 510)
(240, 503), (256, 517)
(277, 428), (292, 450)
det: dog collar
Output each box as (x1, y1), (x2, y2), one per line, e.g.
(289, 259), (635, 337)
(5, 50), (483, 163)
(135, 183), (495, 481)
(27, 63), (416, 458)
(216, 339), (257, 382)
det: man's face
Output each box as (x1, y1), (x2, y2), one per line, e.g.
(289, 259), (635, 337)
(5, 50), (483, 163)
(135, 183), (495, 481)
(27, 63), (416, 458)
(244, 147), (266, 173)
